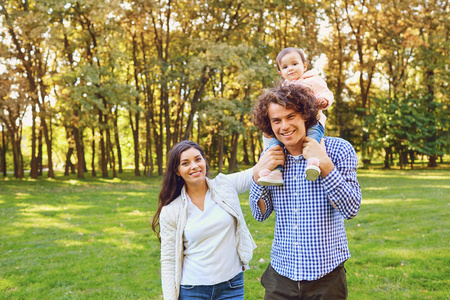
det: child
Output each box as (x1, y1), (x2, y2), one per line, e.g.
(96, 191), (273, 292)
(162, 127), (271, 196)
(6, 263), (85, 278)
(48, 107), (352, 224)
(258, 47), (334, 185)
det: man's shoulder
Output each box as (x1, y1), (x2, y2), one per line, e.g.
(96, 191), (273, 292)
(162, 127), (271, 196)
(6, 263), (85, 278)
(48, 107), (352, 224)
(324, 136), (351, 146)
(324, 136), (355, 155)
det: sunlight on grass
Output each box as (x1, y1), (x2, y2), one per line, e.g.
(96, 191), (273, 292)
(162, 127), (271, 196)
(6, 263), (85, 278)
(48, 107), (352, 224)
(57, 240), (85, 247)
(12, 218), (90, 232)
(0, 277), (15, 291)
(1, 169), (448, 299)
(17, 203), (93, 212)
(364, 187), (389, 191)
(67, 179), (84, 186)
(362, 198), (424, 204)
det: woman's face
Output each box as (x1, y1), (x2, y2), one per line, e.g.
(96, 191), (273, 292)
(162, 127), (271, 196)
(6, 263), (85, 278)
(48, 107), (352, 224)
(176, 147), (207, 187)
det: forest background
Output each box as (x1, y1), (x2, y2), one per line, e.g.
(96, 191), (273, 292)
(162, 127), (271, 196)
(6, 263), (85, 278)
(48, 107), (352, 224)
(0, 0), (448, 179)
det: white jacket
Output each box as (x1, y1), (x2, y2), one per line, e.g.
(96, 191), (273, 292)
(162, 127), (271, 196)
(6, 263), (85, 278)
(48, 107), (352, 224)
(159, 168), (257, 300)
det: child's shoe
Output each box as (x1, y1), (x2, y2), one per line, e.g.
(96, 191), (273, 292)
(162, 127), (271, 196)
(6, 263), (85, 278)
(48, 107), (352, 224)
(257, 169), (284, 186)
(305, 157), (321, 181)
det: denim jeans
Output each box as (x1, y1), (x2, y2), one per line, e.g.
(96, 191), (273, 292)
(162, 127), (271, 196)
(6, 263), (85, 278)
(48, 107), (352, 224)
(179, 272), (244, 300)
(306, 122), (325, 143)
(266, 122), (325, 172)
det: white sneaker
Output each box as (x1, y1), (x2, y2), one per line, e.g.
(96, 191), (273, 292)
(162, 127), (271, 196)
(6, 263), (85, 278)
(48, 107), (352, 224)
(257, 169), (284, 186)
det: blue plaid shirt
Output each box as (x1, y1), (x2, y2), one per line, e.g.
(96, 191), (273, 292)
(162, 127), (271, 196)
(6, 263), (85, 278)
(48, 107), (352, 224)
(250, 136), (361, 281)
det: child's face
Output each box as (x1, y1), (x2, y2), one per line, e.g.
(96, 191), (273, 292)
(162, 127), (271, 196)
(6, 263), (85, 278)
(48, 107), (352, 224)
(278, 51), (307, 82)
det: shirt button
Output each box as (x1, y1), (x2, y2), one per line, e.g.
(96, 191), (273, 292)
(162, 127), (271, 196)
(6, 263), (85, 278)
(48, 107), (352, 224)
(293, 242), (299, 245)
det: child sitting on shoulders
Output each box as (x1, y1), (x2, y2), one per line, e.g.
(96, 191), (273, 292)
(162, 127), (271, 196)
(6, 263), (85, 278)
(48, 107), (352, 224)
(258, 47), (334, 186)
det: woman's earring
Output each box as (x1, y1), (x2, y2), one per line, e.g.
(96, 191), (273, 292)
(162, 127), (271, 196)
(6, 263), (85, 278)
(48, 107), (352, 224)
(177, 175), (181, 181)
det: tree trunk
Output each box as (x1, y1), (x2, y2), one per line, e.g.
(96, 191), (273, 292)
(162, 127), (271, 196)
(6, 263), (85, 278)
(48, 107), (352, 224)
(130, 109), (140, 176)
(218, 133), (224, 173)
(383, 146), (391, 169)
(145, 108), (154, 177)
(130, 36), (141, 176)
(98, 110), (108, 178)
(106, 125), (116, 178)
(428, 155), (437, 167)
(40, 117), (54, 178)
(91, 128), (97, 177)
(10, 130), (24, 179)
(1, 127), (7, 177)
(242, 136), (250, 165)
(64, 147), (75, 176)
(37, 128), (43, 176)
(228, 131), (239, 173)
(73, 126), (84, 178)
(113, 110), (123, 174)
(30, 104), (38, 178)
(250, 133), (257, 166)
(80, 131), (88, 173)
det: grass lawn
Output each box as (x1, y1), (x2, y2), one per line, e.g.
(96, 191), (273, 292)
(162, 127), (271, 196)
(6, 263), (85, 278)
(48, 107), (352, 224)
(1, 168), (449, 299)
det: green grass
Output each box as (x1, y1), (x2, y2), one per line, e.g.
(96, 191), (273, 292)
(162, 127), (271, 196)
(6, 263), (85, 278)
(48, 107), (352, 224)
(1, 169), (449, 299)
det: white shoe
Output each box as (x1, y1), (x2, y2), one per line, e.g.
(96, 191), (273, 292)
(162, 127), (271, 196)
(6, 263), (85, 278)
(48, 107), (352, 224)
(257, 169), (284, 186)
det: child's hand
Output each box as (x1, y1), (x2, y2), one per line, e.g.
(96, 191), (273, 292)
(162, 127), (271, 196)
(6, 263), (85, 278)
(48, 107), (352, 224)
(318, 99), (329, 109)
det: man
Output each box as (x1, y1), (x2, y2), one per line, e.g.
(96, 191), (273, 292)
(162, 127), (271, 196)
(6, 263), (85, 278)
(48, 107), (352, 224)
(251, 84), (362, 299)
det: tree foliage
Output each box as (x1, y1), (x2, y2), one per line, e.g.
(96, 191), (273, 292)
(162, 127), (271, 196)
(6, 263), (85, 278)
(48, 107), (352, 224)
(0, 0), (448, 178)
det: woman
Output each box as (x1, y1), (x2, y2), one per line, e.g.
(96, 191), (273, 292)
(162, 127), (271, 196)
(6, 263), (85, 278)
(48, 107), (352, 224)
(152, 140), (283, 299)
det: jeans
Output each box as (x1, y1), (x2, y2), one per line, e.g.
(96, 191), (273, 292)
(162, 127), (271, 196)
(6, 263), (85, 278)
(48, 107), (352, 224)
(179, 272), (244, 300)
(307, 122), (325, 143)
(267, 122), (325, 172)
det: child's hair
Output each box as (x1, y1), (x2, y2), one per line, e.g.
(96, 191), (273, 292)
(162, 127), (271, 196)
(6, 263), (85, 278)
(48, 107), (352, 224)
(276, 47), (307, 71)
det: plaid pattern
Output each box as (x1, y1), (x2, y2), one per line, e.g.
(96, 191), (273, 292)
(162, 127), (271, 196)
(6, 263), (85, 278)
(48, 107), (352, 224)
(250, 137), (361, 281)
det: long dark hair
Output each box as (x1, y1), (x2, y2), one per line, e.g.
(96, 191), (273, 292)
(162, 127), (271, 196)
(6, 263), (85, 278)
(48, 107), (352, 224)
(151, 140), (210, 241)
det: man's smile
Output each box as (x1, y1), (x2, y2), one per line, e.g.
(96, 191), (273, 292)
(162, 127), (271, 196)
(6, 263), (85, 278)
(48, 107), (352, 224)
(280, 130), (295, 137)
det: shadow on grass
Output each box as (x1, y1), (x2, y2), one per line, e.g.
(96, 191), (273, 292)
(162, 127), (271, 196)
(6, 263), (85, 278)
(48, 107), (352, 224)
(0, 172), (164, 299)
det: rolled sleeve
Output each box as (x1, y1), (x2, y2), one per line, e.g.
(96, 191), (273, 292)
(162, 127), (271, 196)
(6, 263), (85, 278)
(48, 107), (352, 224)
(249, 180), (273, 221)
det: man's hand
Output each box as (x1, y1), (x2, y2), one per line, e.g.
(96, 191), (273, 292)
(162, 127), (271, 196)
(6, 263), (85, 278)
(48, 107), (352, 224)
(253, 145), (285, 182)
(302, 137), (334, 177)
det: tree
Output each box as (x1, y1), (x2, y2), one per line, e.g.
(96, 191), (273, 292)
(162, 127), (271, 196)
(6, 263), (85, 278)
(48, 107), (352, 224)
(0, 72), (30, 178)
(0, 0), (55, 178)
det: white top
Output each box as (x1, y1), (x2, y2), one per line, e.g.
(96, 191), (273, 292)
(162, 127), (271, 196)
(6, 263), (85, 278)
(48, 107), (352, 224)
(159, 169), (257, 299)
(180, 189), (242, 285)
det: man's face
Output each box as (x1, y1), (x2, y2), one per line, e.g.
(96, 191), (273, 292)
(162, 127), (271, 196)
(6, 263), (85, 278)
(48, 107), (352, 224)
(268, 103), (306, 156)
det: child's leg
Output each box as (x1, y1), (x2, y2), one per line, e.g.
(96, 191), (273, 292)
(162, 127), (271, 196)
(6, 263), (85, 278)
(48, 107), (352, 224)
(266, 138), (283, 172)
(305, 123), (325, 181)
(306, 122), (325, 143)
(258, 137), (284, 186)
